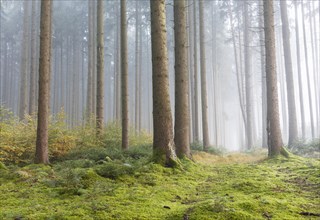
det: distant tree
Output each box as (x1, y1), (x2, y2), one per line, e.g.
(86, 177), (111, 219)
(294, 1), (306, 140)
(86, 0), (94, 121)
(280, 0), (298, 146)
(150, 0), (178, 166)
(243, 0), (253, 150)
(29, 0), (38, 115)
(301, 0), (315, 139)
(174, 0), (191, 159)
(35, 0), (52, 164)
(19, 0), (30, 120)
(121, 0), (129, 150)
(263, 0), (288, 157)
(199, 0), (210, 150)
(96, 0), (104, 134)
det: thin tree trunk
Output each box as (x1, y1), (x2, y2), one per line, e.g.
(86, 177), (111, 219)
(19, 0), (30, 119)
(29, 0), (37, 115)
(199, 0), (210, 149)
(135, 0), (140, 133)
(301, 0), (315, 139)
(174, 0), (191, 158)
(294, 1), (306, 140)
(280, 0), (298, 145)
(35, 0), (52, 164)
(259, 2), (267, 148)
(150, 0), (177, 166)
(244, 0), (253, 149)
(86, 0), (93, 121)
(96, 0), (105, 134)
(193, 0), (199, 142)
(121, 0), (129, 150)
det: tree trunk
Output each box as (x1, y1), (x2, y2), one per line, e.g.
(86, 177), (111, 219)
(280, 0), (298, 146)
(174, 0), (191, 159)
(294, 1), (306, 140)
(193, 0), (199, 142)
(135, 0), (141, 133)
(263, 0), (288, 157)
(35, 0), (52, 164)
(259, 3), (267, 148)
(301, 0), (315, 139)
(19, 0), (30, 119)
(121, 0), (129, 150)
(29, 0), (37, 115)
(96, 0), (105, 134)
(86, 0), (93, 121)
(199, 0), (210, 150)
(244, 0), (253, 150)
(150, 0), (178, 167)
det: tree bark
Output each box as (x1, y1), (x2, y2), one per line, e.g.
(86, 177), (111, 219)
(193, 0), (199, 142)
(150, 0), (178, 166)
(174, 0), (191, 159)
(199, 0), (210, 150)
(96, 0), (104, 134)
(86, 0), (93, 121)
(280, 0), (298, 146)
(263, 0), (287, 157)
(135, 0), (141, 133)
(35, 0), (52, 164)
(121, 0), (129, 150)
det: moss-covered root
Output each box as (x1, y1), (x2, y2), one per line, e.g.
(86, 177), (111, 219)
(280, 147), (290, 158)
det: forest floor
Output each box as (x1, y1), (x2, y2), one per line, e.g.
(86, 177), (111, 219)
(0, 148), (319, 220)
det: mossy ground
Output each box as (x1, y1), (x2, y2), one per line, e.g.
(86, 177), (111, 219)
(0, 148), (319, 220)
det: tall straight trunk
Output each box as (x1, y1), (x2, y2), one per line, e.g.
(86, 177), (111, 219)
(35, 0), (52, 164)
(263, 0), (288, 157)
(294, 1), (306, 139)
(29, 0), (37, 115)
(86, 0), (93, 120)
(121, 0), (129, 150)
(199, 0), (210, 150)
(301, 0), (315, 139)
(19, 0), (30, 119)
(150, 0), (177, 167)
(228, 3), (247, 135)
(308, 2), (319, 135)
(115, 6), (121, 122)
(244, 1), (253, 149)
(280, 0), (298, 145)
(135, 0), (140, 133)
(259, 2), (267, 148)
(174, 0), (191, 159)
(92, 0), (97, 116)
(193, 0), (199, 142)
(211, 2), (218, 147)
(96, 0), (105, 134)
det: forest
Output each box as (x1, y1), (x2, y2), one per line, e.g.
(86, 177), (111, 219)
(0, 0), (319, 219)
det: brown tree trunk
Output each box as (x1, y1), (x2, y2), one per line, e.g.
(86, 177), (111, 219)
(121, 0), (129, 150)
(263, 0), (288, 157)
(150, 0), (178, 167)
(96, 0), (104, 134)
(280, 0), (298, 146)
(35, 0), (52, 164)
(199, 0), (210, 150)
(193, 0), (199, 142)
(174, 0), (191, 159)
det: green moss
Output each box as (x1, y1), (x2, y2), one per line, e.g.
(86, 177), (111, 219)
(0, 151), (319, 219)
